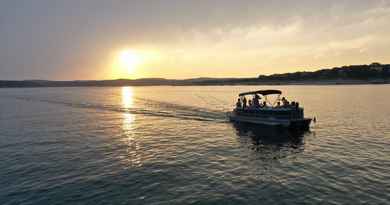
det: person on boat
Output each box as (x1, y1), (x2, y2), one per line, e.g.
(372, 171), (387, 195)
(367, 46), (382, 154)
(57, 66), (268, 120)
(242, 97), (247, 109)
(262, 101), (267, 107)
(281, 97), (289, 107)
(248, 99), (253, 107)
(236, 98), (242, 109)
(275, 101), (281, 108)
(253, 95), (260, 107)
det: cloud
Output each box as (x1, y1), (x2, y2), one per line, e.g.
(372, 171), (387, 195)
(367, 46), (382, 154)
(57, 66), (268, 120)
(0, 0), (389, 79)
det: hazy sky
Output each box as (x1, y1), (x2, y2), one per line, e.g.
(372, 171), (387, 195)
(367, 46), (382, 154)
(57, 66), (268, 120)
(1, 0), (390, 80)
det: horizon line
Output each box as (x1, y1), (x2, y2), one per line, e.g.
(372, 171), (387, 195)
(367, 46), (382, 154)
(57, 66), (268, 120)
(1, 62), (387, 81)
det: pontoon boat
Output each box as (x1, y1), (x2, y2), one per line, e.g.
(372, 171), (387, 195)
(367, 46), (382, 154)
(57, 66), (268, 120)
(228, 90), (312, 130)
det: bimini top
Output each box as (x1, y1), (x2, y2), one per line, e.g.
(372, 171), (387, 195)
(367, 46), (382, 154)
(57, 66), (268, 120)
(239, 89), (282, 97)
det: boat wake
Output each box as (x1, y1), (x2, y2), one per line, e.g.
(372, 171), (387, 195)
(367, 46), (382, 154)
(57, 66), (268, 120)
(11, 96), (229, 123)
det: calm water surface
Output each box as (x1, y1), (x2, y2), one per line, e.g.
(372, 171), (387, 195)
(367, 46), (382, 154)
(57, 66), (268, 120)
(0, 85), (389, 204)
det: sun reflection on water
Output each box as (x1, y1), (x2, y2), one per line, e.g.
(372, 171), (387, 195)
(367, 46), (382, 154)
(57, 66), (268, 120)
(122, 86), (134, 109)
(121, 87), (142, 167)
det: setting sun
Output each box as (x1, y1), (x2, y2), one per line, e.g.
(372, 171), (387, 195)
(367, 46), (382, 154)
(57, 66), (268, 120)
(118, 49), (141, 73)
(109, 48), (161, 79)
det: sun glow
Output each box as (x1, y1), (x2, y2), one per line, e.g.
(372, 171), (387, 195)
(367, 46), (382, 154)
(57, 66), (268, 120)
(109, 48), (161, 79)
(118, 50), (141, 74)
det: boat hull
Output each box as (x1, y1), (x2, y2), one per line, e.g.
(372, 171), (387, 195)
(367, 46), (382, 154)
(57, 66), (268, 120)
(228, 112), (311, 130)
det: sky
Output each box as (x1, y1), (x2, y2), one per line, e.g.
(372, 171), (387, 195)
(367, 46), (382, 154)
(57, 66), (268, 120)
(1, 0), (390, 80)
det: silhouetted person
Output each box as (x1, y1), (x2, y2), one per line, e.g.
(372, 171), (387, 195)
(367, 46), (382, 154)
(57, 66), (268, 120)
(242, 97), (247, 109)
(281, 97), (289, 107)
(253, 94), (260, 107)
(236, 98), (242, 109)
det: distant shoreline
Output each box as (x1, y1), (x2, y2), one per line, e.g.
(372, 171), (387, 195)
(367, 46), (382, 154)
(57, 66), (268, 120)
(1, 63), (389, 88)
(0, 79), (389, 88)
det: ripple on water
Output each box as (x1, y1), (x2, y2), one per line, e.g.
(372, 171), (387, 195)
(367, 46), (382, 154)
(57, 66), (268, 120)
(0, 85), (389, 204)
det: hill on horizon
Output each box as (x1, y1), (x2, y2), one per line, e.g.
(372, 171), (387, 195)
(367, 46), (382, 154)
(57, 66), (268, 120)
(0, 62), (389, 87)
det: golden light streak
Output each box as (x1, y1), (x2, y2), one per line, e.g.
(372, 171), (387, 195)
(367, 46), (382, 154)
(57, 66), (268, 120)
(120, 86), (143, 167)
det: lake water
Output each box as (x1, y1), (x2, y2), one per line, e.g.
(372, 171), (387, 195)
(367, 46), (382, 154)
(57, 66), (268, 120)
(0, 85), (389, 204)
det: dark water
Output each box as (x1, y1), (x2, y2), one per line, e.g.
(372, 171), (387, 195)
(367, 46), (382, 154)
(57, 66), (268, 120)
(0, 85), (389, 204)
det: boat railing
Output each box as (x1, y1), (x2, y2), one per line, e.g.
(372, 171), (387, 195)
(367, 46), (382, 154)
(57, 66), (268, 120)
(235, 106), (304, 119)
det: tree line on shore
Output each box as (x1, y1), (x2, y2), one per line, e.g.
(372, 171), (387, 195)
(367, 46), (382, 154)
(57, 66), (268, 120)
(257, 63), (390, 82)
